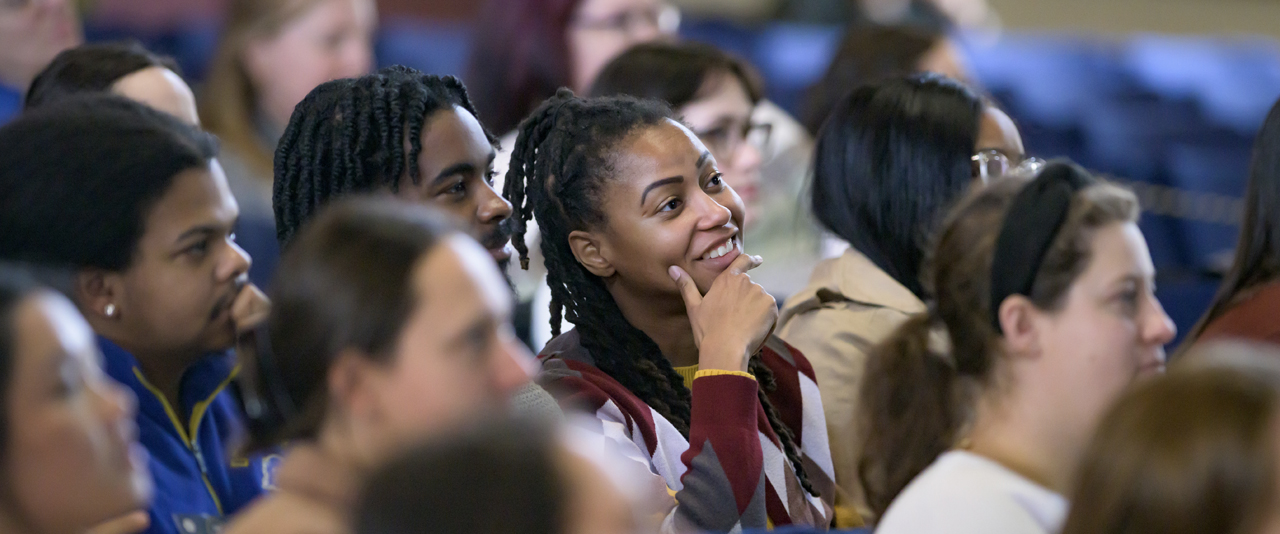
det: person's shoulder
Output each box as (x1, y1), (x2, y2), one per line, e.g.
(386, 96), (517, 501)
(222, 492), (347, 534)
(876, 452), (1063, 534)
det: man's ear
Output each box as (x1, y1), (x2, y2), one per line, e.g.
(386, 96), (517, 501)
(998, 295), (1043, 360)
(568, 230), (615, 278)
(75, 269), (121, 321)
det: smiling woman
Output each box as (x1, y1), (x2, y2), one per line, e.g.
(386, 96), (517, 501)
(505, 90), (837, 532)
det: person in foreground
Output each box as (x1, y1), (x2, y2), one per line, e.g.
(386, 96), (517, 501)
(224, 199), (533, 534)
(1062, 341), (1280, 534)
(0, 266), (151, 534)
(0, 96), (273, 534)
(506, 90), (836, 532)
(865, 161), (1176, 534)
(354, 421), (640, 534)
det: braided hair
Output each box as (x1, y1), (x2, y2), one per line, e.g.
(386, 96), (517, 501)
(505, 89), (817, 496)
(273, 65), (495, 248)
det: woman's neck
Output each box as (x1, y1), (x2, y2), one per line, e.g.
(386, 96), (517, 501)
(607, 282), (699, 368)
(964, 390), (1080, 495)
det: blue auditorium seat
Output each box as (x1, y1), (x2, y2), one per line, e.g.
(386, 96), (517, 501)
(965, 33), (1124, 129)
(376, 20), (473, 78)
(82, 24), (221, 82)
(1156, 275), (1221, 348)
(0, 84), (20, 126)
(1162, 142), (1252, 272)
(749, 23), (843, 115)
(680, 18), (759, 61)
(1123, 35), (1280, 134)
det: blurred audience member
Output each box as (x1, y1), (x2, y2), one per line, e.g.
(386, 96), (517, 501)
(225, 199), (533, 534)
(864, 163), (1175, 533)
(0, 0), (82, 123)
(0, 96), (273, 534)
(777, 73), (1027, 524)
(355, 422), (638, 534)
(803, 24), (970, 134)
(780, 0), (951, 28)
(25, 41), (198, 125)
(0, 266), (152, 534)
(1062, 341), (1280, 534)
(467, 0), (678, 136)
(1180, 98), (1280, 350)
(201, 0), (376, 284)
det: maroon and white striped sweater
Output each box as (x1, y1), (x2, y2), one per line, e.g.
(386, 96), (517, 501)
(538, 329), (836, 533)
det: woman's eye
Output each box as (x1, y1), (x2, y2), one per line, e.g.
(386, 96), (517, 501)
(660, 198), (682, 212)
(1117, 290), (1140, 314)
(707, 173), (724, 187)
(485, 170), (498, 185)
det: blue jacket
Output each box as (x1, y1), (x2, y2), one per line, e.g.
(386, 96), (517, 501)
(0, 85), (20, 126)
(100, 338), (278, 534)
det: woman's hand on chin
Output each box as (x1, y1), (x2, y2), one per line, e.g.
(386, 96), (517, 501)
(670, 254), (775, 373)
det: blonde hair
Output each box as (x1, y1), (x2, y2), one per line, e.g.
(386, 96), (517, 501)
(199, 0), (326, 178)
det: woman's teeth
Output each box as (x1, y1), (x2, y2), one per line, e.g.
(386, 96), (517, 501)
(702, 238), (739, 260)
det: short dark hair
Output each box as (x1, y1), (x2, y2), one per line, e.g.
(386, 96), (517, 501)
(589, 41), (764, 109)
(273, 66), (494, 248)
(0, 94), (218, 271)
(810, 72), (983, 298)
(354, 421), (565, 534)
(24, 40), (182, 111)
(244, 198), (458, 451)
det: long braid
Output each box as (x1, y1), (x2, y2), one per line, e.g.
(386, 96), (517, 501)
(273, 65), (497, 248)
(749, 355), (817, 496)
(507, 90), (817, 496)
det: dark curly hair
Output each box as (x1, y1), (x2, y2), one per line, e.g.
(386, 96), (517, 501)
(273, 65), (495, 248)
(505, 89), (816, 496)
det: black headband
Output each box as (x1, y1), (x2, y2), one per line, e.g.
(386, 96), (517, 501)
(989, 161), (1095, 332)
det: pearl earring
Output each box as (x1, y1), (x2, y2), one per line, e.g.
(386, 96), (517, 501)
(104, 303), (116, 318)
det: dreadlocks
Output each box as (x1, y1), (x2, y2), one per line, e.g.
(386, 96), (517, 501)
(273, 65), (495, 248)
(505, 89), (817, 496)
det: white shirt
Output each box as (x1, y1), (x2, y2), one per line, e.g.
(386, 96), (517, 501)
(875, 450), (1068, 534)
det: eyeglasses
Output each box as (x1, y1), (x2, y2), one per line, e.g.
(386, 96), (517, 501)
(571, 3), (681, 37)
(972, 150), (1046, 183)
(694, 121), (772, 162)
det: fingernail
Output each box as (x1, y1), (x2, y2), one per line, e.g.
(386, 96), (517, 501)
(668, 266), (680, 280)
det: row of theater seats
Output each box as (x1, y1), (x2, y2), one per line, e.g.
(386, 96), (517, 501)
(85, 18), (1280, 345)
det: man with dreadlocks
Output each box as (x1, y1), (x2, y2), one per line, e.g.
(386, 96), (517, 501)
(506, 89), (837, 533)
(273, 65), (514, 265)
